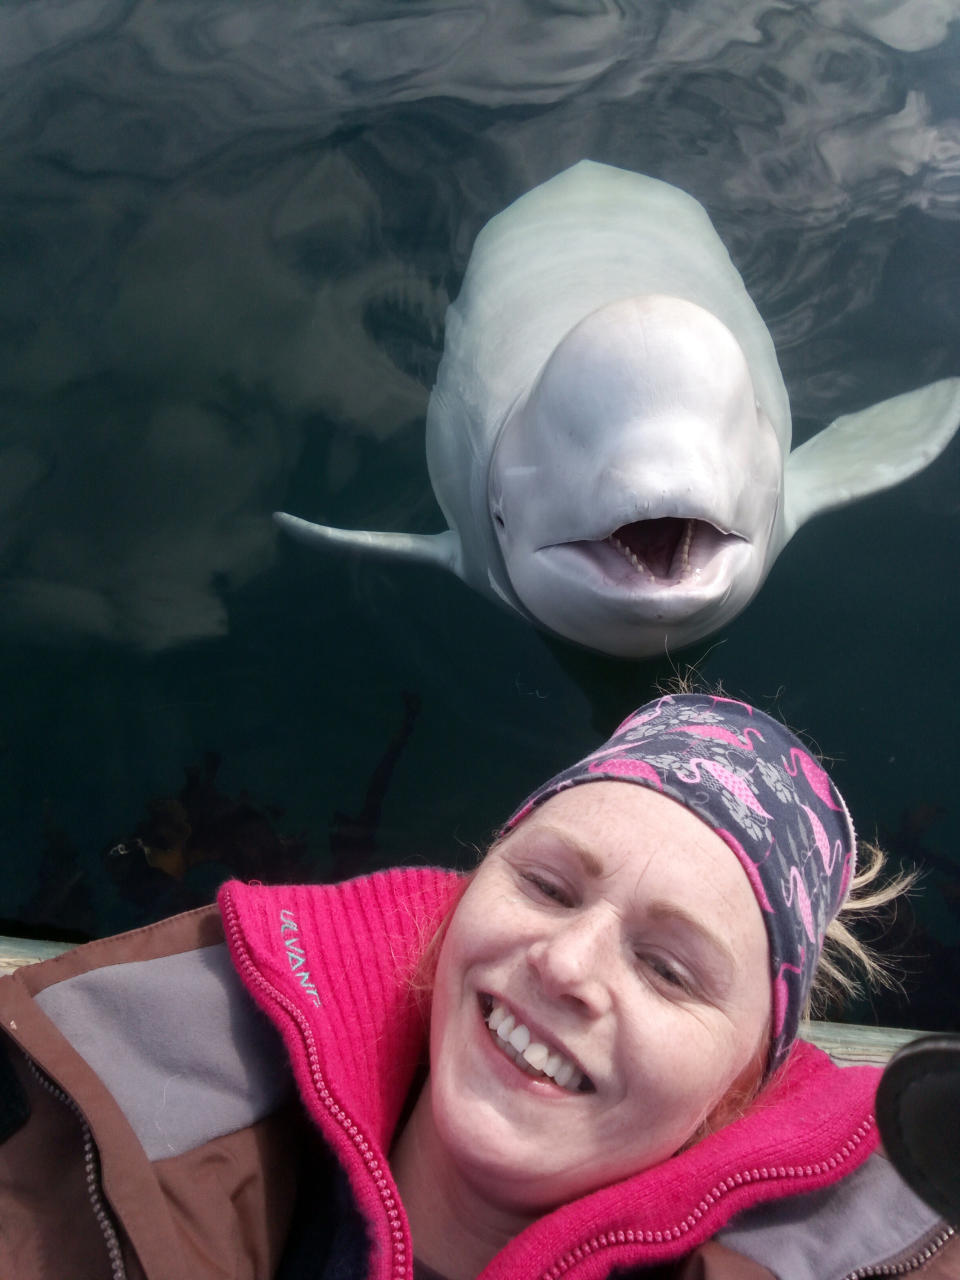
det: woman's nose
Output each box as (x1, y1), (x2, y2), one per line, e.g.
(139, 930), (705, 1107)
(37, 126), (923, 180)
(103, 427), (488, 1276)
(527, 911), (615, 1015)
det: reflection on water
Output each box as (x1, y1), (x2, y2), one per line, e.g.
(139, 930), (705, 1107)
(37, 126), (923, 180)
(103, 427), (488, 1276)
(0, 0), (958, 1025)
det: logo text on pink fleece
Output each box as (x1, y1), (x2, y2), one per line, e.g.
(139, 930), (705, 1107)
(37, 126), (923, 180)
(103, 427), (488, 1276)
(279, 908), (322, 1008)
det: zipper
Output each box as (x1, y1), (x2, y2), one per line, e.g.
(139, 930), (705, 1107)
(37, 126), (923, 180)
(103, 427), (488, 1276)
(537, 1121), (879, 1280)
(841, 1222), (956, 1278)
(221, 892), (410, 1280)
(24, 1055), (127, 1280)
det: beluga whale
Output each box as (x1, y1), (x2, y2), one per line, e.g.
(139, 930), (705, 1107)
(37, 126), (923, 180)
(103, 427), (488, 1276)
(276, 160), (960, 659)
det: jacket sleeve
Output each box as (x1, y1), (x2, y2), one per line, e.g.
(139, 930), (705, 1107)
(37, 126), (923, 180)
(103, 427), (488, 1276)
(713, 1148), (958, 1280)
(627, 1232), (960, 1279)
(0, 906), (302, 1280)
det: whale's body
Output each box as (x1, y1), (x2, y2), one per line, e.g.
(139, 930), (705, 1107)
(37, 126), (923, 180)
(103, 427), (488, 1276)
(277, 160), (960, 658)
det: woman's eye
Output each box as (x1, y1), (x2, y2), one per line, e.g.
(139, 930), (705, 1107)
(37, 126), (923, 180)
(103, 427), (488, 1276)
(521, 872), (572, 906)
(639, 953), (689, 991)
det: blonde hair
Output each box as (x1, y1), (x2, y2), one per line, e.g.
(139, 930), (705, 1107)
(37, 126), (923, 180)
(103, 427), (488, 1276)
(806, 839), (918, 1019)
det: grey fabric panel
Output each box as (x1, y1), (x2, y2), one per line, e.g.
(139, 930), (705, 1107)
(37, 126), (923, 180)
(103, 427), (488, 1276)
(717, 1151), (945, 1280)
(36, 943), (292, 1160)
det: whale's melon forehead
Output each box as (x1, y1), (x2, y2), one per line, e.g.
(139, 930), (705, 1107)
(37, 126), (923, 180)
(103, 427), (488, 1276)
(532, 294), (756, 427)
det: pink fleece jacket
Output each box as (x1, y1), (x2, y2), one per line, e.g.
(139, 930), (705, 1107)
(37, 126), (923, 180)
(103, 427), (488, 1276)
(218, 868), (882, 1280)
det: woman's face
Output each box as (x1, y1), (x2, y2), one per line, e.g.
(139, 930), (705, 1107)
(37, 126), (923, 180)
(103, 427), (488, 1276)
(425, 781), (772, 1215)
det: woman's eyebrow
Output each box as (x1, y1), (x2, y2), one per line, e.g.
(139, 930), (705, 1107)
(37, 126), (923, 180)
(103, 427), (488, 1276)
(528, 825), (606, 878)
(646, 902), (737, 974)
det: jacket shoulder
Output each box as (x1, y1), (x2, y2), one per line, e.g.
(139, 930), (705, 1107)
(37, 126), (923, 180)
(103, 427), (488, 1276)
(715, 1149), (957, 1279)
(7, 902), (224, 996)
(0, 902), (297, 1280)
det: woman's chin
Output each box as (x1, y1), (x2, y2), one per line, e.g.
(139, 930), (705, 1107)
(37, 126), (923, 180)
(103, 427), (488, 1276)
(425, 1070), (574, 1215)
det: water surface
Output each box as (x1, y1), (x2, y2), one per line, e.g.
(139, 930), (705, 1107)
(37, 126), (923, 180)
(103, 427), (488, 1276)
(1, 0), (958, 1027)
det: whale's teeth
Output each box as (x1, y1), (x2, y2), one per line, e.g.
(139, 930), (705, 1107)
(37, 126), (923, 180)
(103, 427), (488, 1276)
(611, 522), (696, 580)
(679, 520), (693, 575)
(610, 534), (648, 576)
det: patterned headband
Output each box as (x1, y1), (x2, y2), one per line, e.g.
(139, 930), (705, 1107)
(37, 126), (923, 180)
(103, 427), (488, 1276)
(502, 693), (857, 1074)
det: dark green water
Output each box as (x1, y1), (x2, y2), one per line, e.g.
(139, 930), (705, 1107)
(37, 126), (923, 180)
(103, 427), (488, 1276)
(1, 0), (958, 1030)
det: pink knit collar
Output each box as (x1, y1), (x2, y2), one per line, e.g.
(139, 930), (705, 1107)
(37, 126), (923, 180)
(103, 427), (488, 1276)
(220, 869), (881, 1280)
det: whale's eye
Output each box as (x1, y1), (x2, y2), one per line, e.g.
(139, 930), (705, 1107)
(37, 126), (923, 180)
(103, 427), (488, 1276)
(494, 512), (505, 530)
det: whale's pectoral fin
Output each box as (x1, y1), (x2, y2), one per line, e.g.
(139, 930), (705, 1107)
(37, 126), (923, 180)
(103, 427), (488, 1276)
(273, 511), (463, 577)
(783, 377), (960, 540)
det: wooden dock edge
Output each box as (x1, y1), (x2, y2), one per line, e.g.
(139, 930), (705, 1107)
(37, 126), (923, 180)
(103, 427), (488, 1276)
(0, 936), (74, 974)
(0, 934), (925, 1066)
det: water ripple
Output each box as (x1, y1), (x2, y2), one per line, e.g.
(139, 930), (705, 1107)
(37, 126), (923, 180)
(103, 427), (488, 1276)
(0, 0), (958, 651)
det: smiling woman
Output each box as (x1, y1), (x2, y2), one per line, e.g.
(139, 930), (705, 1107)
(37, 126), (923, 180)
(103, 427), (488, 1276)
(394, 782), (773, 1250)
(1, 695), (957, 1280)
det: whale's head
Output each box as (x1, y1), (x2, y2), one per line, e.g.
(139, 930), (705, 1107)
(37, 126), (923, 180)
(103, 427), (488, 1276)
(488, 296), (783, 657)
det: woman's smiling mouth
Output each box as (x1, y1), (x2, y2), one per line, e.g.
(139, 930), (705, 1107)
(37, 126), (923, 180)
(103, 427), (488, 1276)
(479, 994), (595, 1093)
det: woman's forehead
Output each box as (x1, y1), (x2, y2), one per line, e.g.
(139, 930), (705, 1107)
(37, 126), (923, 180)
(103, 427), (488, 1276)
(500, 782), (767, 931)
(509, 779), (730, 857)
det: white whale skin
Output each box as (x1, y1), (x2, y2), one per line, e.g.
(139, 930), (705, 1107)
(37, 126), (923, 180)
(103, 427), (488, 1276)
(275, 160), (960, 659)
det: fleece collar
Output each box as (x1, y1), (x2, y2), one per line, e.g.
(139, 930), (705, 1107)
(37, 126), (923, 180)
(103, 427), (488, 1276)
(219, 869), (881, 1280)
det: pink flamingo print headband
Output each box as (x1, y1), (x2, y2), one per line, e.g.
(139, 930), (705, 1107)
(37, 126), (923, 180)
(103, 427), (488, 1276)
(501, 693), (857, 1075)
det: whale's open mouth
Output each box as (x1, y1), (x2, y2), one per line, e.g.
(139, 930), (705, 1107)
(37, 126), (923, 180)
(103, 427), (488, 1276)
(527, 516), (753, 627)
(592, 517), (743, 585)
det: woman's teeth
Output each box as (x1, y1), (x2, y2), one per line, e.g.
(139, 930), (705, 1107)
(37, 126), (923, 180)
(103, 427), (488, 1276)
(484, 1000), (591, 1092)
